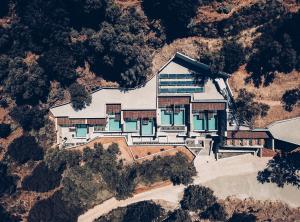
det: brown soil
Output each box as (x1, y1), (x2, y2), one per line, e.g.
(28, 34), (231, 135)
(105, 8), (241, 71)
(74, 137), (134, 164)
(222, 197), (300, 222)
(261, 148), (277, 158)
(132, 146), (195, 163)
(76, 62), (118, 92)
(152, 36), (222, 75)
(74, 136), (194, 164)
(229, 66), (300, 127)
(134, 180), (172, 194)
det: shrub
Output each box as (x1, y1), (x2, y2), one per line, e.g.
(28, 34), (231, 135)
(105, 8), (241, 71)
(282, 88), (300, 112)
(142, 0), (200, 38)
(61, 165), (113, 210)
(228, 212), (257, 222)
(222, 39), (245, 73)
(28, 190), (81, 222)
(0, 97), (8, 108)
(165, 209), (192, 222)
(22, 162), (62, 192)
(180, 185), (217, 211)
(122, 201), (163, 222)
(0, 0), (9, 17)
(44, 148), (81, 172)
(0, 204), (19, 222)
(87, 7), (152, 88)
(234, 89), (270, 127)
(9, 105), (46, 131)
(4, 57), (49, 105)
(68, 83), (91, 110)
(0, 162), (17, 197)
(95, 201), (163, 222)
(0, 123), (11, 138)
(257, 152), (300, 188)
(138, 153), (196, 185)
(7, 136), (44, 164)
(200, 202), (227, 221)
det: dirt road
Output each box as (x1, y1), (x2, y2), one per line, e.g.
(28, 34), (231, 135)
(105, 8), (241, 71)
(78, 154), (300, 222)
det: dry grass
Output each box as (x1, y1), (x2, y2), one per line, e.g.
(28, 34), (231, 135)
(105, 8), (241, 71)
(76, 62), (119, 92)
(229, 66), (300, 127)
(152, 36), (222, 74)
(134, 180), (172, 194)
(75, 137), (135, 164)
(222, 196), (300, 222)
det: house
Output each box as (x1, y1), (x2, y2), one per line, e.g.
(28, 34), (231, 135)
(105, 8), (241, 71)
(267, 117), (300, 152)
(50, 52), (274, 156)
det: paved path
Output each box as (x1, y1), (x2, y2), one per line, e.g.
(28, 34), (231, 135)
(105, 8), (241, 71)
(78, 154), (300, 222)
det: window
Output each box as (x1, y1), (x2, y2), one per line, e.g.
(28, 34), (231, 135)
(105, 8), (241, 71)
(193, 113), (206, 131)
(207, 112), (217, 131)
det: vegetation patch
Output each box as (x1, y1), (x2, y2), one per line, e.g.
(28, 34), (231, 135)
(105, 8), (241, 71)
(257, 152), (300, 188)
(22, 162), (62, 192)
(6, 135), (44, 164)
(95, 200), (163, 222)
(0, 123), (11, 138)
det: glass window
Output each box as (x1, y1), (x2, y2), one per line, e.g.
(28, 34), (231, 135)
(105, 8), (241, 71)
(193, 113), (206, 131)
(208, 112), (217, 131)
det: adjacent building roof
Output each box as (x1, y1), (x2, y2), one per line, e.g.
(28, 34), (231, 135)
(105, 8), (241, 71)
(50, 75), (157, 118)
(267, 117), (300, 145)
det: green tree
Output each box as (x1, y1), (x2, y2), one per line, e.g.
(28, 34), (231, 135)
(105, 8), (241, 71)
(6, 136), (44, 164)
(234, 89), (270, 127)
(222, 39), (245, 73)
(141, 0), (200, 38)
(165, 209), (192, 222)
(44, 147), (81, 172)
(87, 7), (152, 88)
(200, 202), (227, 221)
(68, 83), (92, 110)
(282, 88), (300, 111)
(22, 162), (62, 192)
(4, 57), (49, 105)
(0, 123), (11, 138)
(228, 212), (257, 222)
(180, 185), (217, 211)
(39, 48), (78, 86)
(0, 55), (10, 83)
(9, 105), (46, 131)
(122, 201), (163, 222)
(0, 0), (9, 17)
(0, 162), (17, 197)
(257, 152), (300, 188)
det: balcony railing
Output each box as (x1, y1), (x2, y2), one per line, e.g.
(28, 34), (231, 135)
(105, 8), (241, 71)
(160, 125), (186, 131)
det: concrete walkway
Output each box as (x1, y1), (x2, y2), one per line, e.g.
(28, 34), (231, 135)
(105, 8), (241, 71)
(78, 154), (300, 222)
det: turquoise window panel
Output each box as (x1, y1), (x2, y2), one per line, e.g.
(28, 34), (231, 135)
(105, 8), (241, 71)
(125, 120), (138, 131)
(141, 120), (153, 136)
(76, 124), (88, 137)
(174, 110), (185, 126)
(109, 117), (122, 131)
(208, 115), (217, 131)
(193, 115), (206, 131)
(161, 110), (173, 125)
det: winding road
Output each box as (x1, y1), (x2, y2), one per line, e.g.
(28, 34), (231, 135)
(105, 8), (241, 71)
(78, 154), (300, 222)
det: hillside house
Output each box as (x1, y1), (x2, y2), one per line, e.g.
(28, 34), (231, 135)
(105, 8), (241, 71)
(50, 52), (274, 157)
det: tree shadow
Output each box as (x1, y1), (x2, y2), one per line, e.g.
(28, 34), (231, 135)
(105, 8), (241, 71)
(257, 152), (300, 188)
